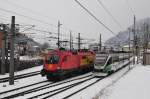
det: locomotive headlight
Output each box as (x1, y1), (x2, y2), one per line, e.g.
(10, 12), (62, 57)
(57, 66), (60, 69)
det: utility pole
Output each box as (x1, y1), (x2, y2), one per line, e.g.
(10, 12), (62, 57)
(133, 15), (136, 64)
(9, 16), (15, 85)
(57, 21), (62, 49)
(70, 31), (72, 51)
(1, 24), (6, 74)
(146, 24), (149, 52)
(143, 23), (147, 53)
(128, 28), (131, 51)
(135, 35), (138, 64)
(99, 34), (102, 51)
(72, 35), (73, 49)
(136, 28), (140, 64)
(143, 23), (146, 65)
(128, 28), (131, 69)
(143, 23), (149, 65)
(78, 33), (81, 50)
(5, 27), (8, 72)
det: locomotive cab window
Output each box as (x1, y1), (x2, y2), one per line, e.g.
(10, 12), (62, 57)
(46, 55), (59, 64)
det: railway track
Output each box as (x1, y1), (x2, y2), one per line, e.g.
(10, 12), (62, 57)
(61, 60), (131, 99)
(28, 77), (95, 99)
(0, 60), (131, 99)
(0, 73), (93, 99)
(42, 60), (131, 99)
(0, 71), (40, 83)
(62, 78), (104, 99)
(0, 80), (49, 95)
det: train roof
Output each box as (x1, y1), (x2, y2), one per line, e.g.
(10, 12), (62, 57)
(46, 48), (95, 55)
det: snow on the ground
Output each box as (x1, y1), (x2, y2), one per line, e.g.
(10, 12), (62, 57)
(67, 64), (134, 99)
(15, 75), (95, 99)
(0, 67), (93, 99)
(19, 56), (43, 61)
(99, 64), (150, 99)
(50, 78), (99, 99)
(2, 60), (148, 99)
(0, 66), (45, 93)
(0, 75), (48, 98)
(0, 62), (133, 99)
(0, 65), (43, 79)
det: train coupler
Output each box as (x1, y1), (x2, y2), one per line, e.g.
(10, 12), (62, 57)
(40, 69), (46, 76)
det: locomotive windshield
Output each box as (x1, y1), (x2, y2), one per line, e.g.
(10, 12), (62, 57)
(46, 55), (59, 64)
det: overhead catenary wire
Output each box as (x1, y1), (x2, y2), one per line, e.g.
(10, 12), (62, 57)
(0, 17), (10, 23)
(74, 0), (121, 41)
(75, 0), (114, 34)
(0, 0), (58, 25)
(3, 0), (56, 21)
(0, 15), (71, 38)
(0, 16), (33, 26)
(0, 18), (73, 40)
(30, 28), (71, 37)
(96, 0), (136, 49)
(0, 0), (102, 43)
(0, 0), (85, 35)
(0, 11), (60, 33)
(0, 4), (97, 48)
(75, 0), (131, 48)
(125, 0), (135, 16)
(96, 0), (124, 30)
(0, 0), (126, 48)
(0, 7), (57, 27)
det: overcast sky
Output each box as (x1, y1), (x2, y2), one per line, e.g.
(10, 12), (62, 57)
(0, 0), (150, 46)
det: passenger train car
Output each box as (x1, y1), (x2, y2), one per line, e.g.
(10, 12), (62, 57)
(93, 52), (131, 77)
(40, 49), (95, 80)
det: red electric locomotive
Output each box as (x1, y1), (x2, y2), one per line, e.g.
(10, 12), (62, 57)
(40, 49), (95, 80)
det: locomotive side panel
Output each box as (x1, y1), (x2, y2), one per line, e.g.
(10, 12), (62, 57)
(61, 55), (80, 70)
(41, 50), (95, 80)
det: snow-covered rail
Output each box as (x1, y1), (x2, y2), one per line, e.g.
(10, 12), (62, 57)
(0, 60), (131, 99)
(0, 80), (49, 95)
(0, 73), (93, 99)
(28, 77), (95, 99)
(54, 60), (131, 99)
(0, 71), (40, 83)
